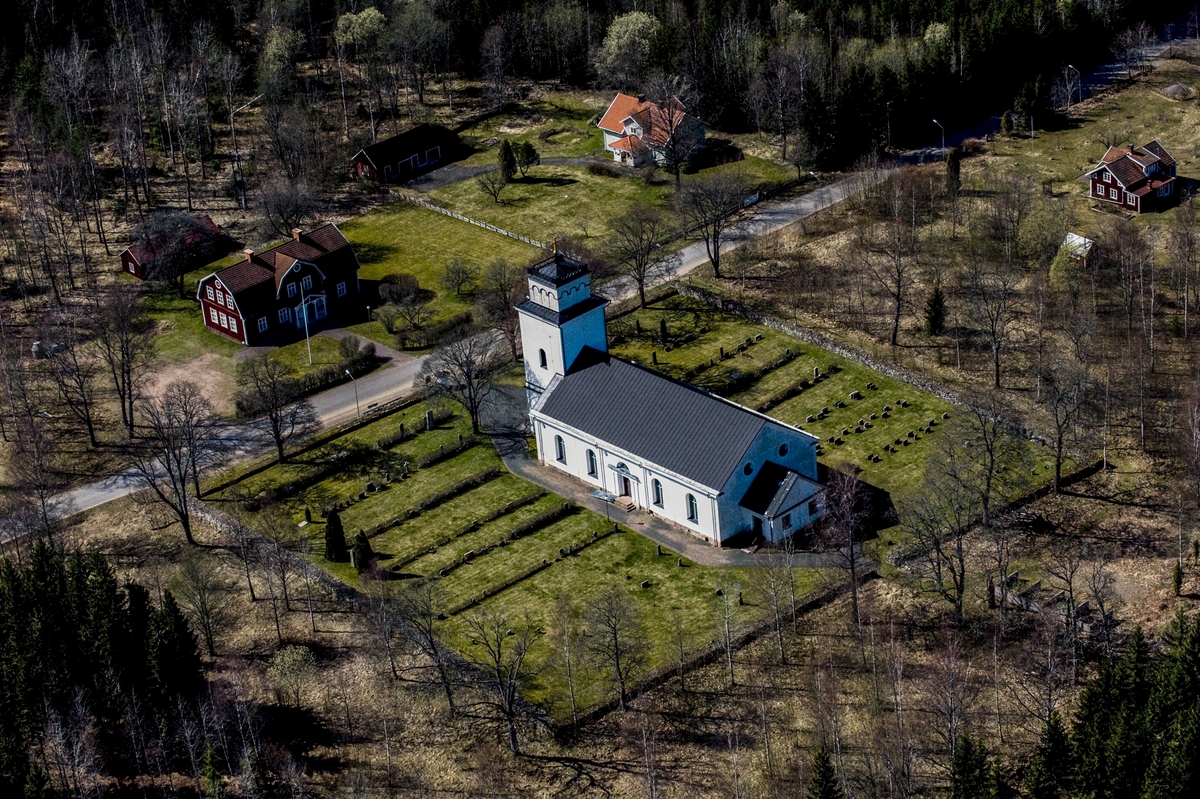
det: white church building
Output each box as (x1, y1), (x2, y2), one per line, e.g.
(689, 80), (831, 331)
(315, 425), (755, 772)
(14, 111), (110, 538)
(515, 251), (825, 546)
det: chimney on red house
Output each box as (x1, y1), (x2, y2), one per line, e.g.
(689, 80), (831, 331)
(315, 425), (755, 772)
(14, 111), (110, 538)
(242, 248), (253, 262)
(291, 228), (302, 241)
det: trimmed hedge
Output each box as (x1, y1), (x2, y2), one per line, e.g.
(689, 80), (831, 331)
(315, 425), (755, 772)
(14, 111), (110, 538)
(417, 435), (477, 468)
(389, 490), (547, 572)
(445, 521), (618, 616)
(296, 346), (379, 397)
(376, 408), (455, 450)
(395, 311), (473, 349)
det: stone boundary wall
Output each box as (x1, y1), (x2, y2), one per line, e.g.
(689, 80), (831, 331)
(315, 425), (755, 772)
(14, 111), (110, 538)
(189, 497), (359, 603)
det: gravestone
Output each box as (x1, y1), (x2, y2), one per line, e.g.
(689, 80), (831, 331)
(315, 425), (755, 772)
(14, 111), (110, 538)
(425, 410), (435, 431)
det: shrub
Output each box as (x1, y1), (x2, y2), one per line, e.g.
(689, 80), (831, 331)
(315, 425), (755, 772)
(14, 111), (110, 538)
(395, 311), (474, 349)
(417, 435), (477, 468)
(352, 531), (374, 574)
(324, 511), (349, 562)
(416, 468), (501, 512)
(379, 273), (420, 304)
(587, 161), (624, 178)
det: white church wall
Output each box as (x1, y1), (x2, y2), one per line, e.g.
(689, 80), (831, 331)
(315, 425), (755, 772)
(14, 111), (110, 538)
(714, 421), (821, 543)
(517, 313), (564, 397)
(533, 415), (722, 544)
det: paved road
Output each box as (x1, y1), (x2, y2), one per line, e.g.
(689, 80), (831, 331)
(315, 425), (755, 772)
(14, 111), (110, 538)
(52, 170), (883, 523)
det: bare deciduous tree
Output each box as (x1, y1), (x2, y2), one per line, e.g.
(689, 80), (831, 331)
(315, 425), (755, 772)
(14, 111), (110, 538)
(420, 333), (506, 434)
(676, 172), (749, 280)
(609, 204), (679, 308)
(235, 354), (319, 463)
(95, 286), (154, 438)
(585, 587), (646, 710)
(125, 380), (218, 545)
(391, 580), (457, 715)
(172, 549), (237, 656)
(463, 609), (541, 753)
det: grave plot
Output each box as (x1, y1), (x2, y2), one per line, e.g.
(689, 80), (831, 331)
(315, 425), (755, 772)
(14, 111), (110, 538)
(610, 296), (1062, 502)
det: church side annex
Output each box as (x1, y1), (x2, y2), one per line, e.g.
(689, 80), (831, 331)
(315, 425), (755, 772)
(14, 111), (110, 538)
(516, 251), (825, 547)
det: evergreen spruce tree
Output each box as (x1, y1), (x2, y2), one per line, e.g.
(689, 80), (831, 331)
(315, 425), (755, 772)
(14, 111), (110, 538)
(352, 531), (375, 575)
(806, 748), (845, 799)
(925, 283), (947, 336)
(951, 733), (990, 799)
(516, 141), (540, 177)
(1071, 661), (1119, 798)
(1107, 627), (1154, 798)
(147, 591), (204, 709)
(990, 763), (1017, 799)
(945, 147), (963, 196)
(23, 763), (50, 799)
(1143, 613), (1200, 799)
(324, 511), (349, 563)
(1026, 712), (1070, 799)
(498, 140), (517, 182)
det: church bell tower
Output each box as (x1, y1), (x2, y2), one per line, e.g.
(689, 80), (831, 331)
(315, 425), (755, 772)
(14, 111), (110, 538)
(514, 250), (609, 405)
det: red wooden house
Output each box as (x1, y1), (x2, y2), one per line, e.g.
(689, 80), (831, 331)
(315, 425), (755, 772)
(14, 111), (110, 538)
(195, 224), (363, 345)
(1084, 140), (1177, 213)
(119, 215), (220, 280)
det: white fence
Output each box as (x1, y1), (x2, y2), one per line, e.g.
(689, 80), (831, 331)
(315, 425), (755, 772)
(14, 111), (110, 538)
(403, 196), (546, 249)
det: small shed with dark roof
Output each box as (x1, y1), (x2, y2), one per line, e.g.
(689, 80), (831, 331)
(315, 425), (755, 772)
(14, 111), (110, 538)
(119, 215), (221, 281)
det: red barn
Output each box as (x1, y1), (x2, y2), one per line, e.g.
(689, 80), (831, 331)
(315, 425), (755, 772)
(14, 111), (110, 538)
(1084, 140), (1177, 213)
(195, 224), (362, 345)
(119, 214), (220, 280)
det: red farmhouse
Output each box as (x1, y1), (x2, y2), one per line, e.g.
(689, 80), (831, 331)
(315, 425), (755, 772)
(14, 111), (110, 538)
(196, 224), (363, 345)
(1084, 140), (1177, 213)
(119, 215), (220, 280)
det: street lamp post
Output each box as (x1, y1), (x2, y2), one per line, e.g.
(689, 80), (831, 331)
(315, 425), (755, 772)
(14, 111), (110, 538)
(229, 94), (263, 210)
(932, 118), (945, 154)
(1068, 64), (1082, 107)
(345, 369), (361, 417)
(299, 280), (312, 366)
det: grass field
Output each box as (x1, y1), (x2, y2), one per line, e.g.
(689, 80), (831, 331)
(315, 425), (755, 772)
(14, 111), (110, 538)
(969, 53), (1200, 236)
(208, 396), (827, 721)
(429, 164), (669, 244)
(428, 157), (794, 249)
(338, 202), (540, 325)
(456, 94), (605, 165)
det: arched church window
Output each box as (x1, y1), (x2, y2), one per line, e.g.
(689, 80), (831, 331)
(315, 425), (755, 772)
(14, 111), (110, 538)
(652, 479), (663, 507)
(539, 349), (547, 369)
(555, 435), (566, 463)
(686, 493), (698, 523)
(587, 449), (598, 477)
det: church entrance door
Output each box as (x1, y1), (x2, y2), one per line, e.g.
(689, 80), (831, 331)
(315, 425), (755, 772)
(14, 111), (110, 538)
(620, 476), (631, 497)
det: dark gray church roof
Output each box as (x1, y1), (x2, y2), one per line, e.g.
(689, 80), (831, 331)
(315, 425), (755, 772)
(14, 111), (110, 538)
(537, 348), (780, 489)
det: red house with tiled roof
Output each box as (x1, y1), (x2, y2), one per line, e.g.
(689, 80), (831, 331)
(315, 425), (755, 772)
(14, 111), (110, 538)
(598, 93), (706, 167)
(195, 224), (362, 345)
(1084, 140), (1177, 213)
(120, 215), (221, 280)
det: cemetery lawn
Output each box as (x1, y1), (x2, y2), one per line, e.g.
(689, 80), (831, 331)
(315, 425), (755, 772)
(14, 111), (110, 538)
(609, 295), (1062, 504)
(206, 396), (830, 722)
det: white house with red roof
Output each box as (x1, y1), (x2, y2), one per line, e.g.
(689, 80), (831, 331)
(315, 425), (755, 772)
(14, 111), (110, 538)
(597, 93), (706, 167)
(1084, 140), (1177, 213)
